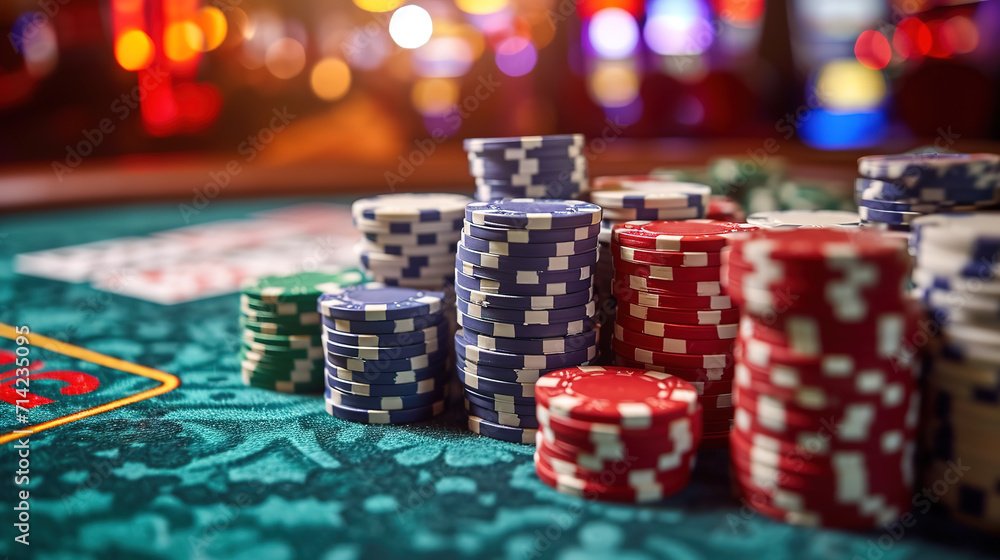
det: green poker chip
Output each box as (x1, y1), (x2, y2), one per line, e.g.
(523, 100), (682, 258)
(240, 295), (318, 314)
(241, 340), (323, 358)
(239, 351), (324, 369)
(239, 318), (320, 336)
(241, 373), (323, 393)
(241, 365), (324, 381)
(240, 330), (323, 347)
(239, 306), (321, 325)
(241, 269), (367, 304)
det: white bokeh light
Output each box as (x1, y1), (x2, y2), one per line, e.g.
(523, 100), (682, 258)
(589, 8), (639, 59)
(389, 5), (433, 49)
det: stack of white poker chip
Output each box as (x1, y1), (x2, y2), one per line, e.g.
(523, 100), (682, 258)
(352, 193), (472, 290)
(910, 212), (1000, 533)
(464, 135), (588, 202)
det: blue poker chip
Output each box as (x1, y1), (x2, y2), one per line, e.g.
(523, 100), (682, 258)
(464, 221), (600, 243)
(464, 388), (537, 414)
(456, 334), (597, 370)
(464, 134), (585, 152)
(457, 244), (598, 271)
(458, 309), (596, 339)
(459, 327), (598, 355)
(354, 216), (465, 234)
(469, 155), (586, 177)
(858, 153), (1000, 190)
(359, 240), (457, 257)
(456, 359), (550, 384)
(363, 230), (462, 246)
(459, 232), (597, 257)
(464, 399), (539, 428)
(325, 371), (449, 397)
(318, 284), (444, 321)
(325, 397), (446, 424)
(591, 183), (710, 209)
(360, 252), (455, 269)
(455, 362), (534, 398)
(352, 193), (471, 222)
(474, 183), (586, 203)
(466, 143), (583, 159)
(454, 270), (593, 297)
(324, 334), (445, 360)
(456, 297), (595, 326)
(325, 363), (448, 385)
(325, 384), (447, 410)
(453, 283), (593, 310)
(466, 199), (602, 230)
(325, 347), (449, 373)
(855, 176), (997, 205)
(323, 321), (448, 348)
(467, 415), (537, 444)
(858, 206), (921, 225)
(857, 197), (949, 213)
(601, 206), (702, 221)
(458, 260), (593, 285)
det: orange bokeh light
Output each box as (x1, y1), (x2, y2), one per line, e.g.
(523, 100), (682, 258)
(115, 29), (154, 71)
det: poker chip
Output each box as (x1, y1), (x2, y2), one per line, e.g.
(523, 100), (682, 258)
(747, 210), (861, 228)
(858, 153), (1000, 189)
(464, 136), (589, 202)
(455, 333), (597, 370)
(613, 220), (758, 251)
(465, 134), (584, 151)
(458, 311), (594, 339)
(464, 399), (539, 429)
(705, 195), (746, 222)
(318, 281), (450, 424)
(237, 269), (366, 393)
(591, 181), (710, 209)
(459, 232), (598, 257)
(475, 182), (586, 202)
(615, 245), (722, 267)
(454, 270), (592, 296)
(467, 415), (537, 444)
(459, 328), (598, 356)
(455, 363), (535, 398)
(352, 192), (471, 289)
(467, 143), (582, 160)
(457, 261), (592, 285)
(615, 286), (732, 310)
(613, 324), (734, 354)
(619, 302), (739, 325)
(465, 388), (537, 414)
(469, 155), (587, 178)
(726, 225), (919, 529)
(617, 274), (723, 296)
(613, 258), (722, 282)
(456, 297), (596, 325)
(464, 222), (600, 243)
(454, 283), (594, 310)
(533, 366), (701, 502)
(465, 199), (602, 230)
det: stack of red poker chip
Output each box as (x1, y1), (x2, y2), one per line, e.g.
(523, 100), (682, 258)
(609, 220), (759, 448)
(533, 366), (702, 502)
(724, 227), (920, 530)
(705, 195), (746, 222)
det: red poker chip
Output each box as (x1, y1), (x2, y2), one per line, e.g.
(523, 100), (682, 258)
(700, 405), (735, 423)
(537, 427), (700, 472)
(614, 273), (724, 296)
(702, 420), (732, 434)
(614, 355), (734, 381)
(613, 324), (736, 355)
(739, 313), (912, 358)
(616, 314), (737, 340)
(620, 301), (740, 326)
(613, 220), (759, 252)
(727, 282), (909, 324)
(613, 257), (723, 282)
(536, 439), (694, 486)
(615, 286), (733, 310)
(725, 250), (909, 290)
(727, 227), (905, 263)
(706, 196), (745, 222)
(534, 451), (691, 503)
(734, 335), (913, 372)
(736, 362), (914, 409)
(698, 392), (733, 410)
(691, 379), (734, 396)
(726, 267), (909, 310)
(612, 338), (734, 370)
(535, 366), (700, 428)
(537, 404), (699, 450)
(699, 432), (731, 448)
(614, 244), (723, 267)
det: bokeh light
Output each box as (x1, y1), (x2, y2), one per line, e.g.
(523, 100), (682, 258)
(22, 17), (58, 77)
(854, 30), (891, 70)
(343, 27), (390, 70)
(456, 0), (509, 15)
(588, 8), (639, 59)
(265, 38), (306, 79)
(115, 29), (154, 71)
(411, 78), (460, 116)
(164, 21), (201, 62)
(940, 16), (979, 55)
(495, 36), (537, 77)
(643, 0), (714, 56)
(893, 17), (932, 59)
(413, 37), (474, 77)
(589, 62), (639, 107)
(815, 59), (887, 111)
(389, 5), (434, 49)
(311, 58), (352, 101)
(188, 7), (228, 52)
(353, 0), (404, 12)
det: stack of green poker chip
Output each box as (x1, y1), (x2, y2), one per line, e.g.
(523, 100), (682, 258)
(238, 269), (366, 393)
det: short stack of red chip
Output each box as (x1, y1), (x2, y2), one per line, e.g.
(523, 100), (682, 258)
(705, 195), (746, 222)
(609, 220), (759, 448)
(534, 366), (702, 502)
(724, 227), (920, 530)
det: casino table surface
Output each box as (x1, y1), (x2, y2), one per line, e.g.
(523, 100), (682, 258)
(1, 197), (997, 560)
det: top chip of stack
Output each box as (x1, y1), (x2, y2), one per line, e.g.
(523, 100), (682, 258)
(319, 282), (451, 424)
(239, 269), (367, 393)
(909, 213), (1000, 533)
(455, 198), (603, 444)
(534, 365), (702, 502)
(464, 134), (588, 202)
(725, 227), (919, 530)
(590, 176), (712, 243)
(856, 153), (1000, 231)
(352, 193), (472, 290)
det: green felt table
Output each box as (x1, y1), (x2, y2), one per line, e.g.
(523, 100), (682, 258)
(0, 198), (996, 560)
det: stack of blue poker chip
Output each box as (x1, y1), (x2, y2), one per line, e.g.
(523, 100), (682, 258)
(587, 176), (713, 363)
(464, 134), (589, 202)
(910, 213), (1000, 532)
(318, 283), (451, 424)
(454, 198), (603, 443)
(855, 153), (1000, 232)
(352, 193), (472, 290)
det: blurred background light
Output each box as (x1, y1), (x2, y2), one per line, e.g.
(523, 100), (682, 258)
(265, 37), (306, 79)
(589, 61), (640, 107)
(854, 29), (891, 70)
(311, 58), (352, 101)
(495, 36), (537, 77)
(643, 0), (714, 56)
(939, 16), (979, 56)
(189, 6), (228, 52)
(390, 5), (434, 49)
(588, 8), (639, 59)
(165, 21), (202, 62)
(893, 17), (932, 59)
(115, 29), (155, 71)
(455, 0), (509, 16)
(411, 77), (460, 116)
(815, 59), (887, 112)
(413, 36), (474, 77)
(353, 0), (405, 12)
